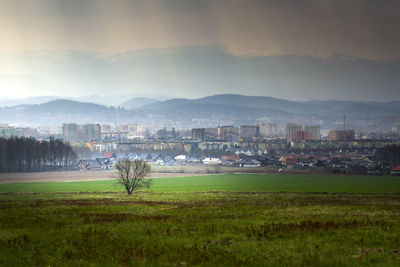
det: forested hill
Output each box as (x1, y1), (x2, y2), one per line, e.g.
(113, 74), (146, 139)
(0, 94), (399, 130)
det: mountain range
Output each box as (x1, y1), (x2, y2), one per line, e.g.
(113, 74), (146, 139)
(0, 94), (399, 131)
(1, 45), (400, 102)
(120, 97), (160, 109)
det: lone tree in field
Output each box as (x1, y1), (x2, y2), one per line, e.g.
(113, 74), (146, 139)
(114, 159), (152, 195)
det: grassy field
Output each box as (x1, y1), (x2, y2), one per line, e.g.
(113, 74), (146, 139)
(1, 173), (400, 193)
(0, 174), (400, 266)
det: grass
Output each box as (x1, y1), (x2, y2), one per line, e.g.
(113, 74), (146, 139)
(0, 174), (400, 266)
(1, 173), (400, 193)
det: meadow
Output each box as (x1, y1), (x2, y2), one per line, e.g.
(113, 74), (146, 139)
(1, 173), (400, 193)
(0, 174), (399, 266)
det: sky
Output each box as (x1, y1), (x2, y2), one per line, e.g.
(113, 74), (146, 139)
(0, 0), (399, 101)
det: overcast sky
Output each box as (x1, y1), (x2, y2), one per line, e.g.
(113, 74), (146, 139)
(0, 0), (399, 100)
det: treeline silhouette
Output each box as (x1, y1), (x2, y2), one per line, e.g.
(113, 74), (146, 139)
(0, 137), (77, 173)
(376, 144), (400, 169)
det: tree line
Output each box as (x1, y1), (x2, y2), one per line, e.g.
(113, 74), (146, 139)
(376, 144), (400, 169)
(0, 137), (77, 173)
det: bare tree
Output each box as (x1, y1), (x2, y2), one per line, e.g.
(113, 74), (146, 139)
(114, 159), (152, 195)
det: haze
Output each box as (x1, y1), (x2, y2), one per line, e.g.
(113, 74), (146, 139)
(0, 0), (399, 101)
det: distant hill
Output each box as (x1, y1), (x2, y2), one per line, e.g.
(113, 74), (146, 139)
(72, 95), (111, 106)
(28, 99), (115, 114)
(0, 94), (398, 130)
(120, 97), (160, 110)
(0, 96), (61, 107)
(1, 46), (399, 102)
(198, 94), (314, 114)
(141, 94), (400, 118)
(140, 98), (197, 111)
(0, 99), (131, 125)
(140, 101), (289, 119)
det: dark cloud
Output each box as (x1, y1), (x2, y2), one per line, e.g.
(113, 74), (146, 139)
(162, 0), (212, 12)
(0, 0), (399, 60)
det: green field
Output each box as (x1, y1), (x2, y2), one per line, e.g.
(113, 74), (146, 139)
(1, 174), (400, 266)
(1, 173), (400, 193)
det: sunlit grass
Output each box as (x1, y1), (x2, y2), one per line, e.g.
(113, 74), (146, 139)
(0, 191), (399, 266)
(0, 174), (399, 266)
(1, 174), (400, 193)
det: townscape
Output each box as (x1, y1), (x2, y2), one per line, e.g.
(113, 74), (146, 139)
(1, 117), (400, 175)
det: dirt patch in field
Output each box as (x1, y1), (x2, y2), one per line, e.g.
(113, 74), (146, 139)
(0, 171), (209, 184)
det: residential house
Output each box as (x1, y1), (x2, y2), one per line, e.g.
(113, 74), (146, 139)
(236, 159), (261, 168)
(174, 155), (187, 162)
(280, 155), (298, 165)
(128, 153), (141, 161)
(157, 156), (176, 166)
(77, 160), (102, 171)
(299, 157), (314, 168)
(202, 157), (223, 165)
(148, 153), (161, 163)
(139, 153), (150, 161)
(104, 152), (117, 160)
(390, 165), (400, 175)
(96, 158), (113, 170)
(163, 156), (176, 166)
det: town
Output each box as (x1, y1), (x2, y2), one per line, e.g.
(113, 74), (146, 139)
(2, 121), (400, 175)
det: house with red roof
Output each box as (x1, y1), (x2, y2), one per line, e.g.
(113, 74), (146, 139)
(104, 152), (117, 159)
(390, 164), (400, 175)
(280, 155), (298, 165)
(221, 155), (240, 162)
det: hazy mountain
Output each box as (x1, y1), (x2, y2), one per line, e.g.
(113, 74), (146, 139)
(0, 96), (61, 107)
(140, 101), (289, 119)
(140, 98), (197, 111)
(0, 99), (131, 125)
(72, 95), (112, 106)
(1, 46), (399, 102)
(28, 99), (114, 114)
(141, 94), (400, 118)
(139, 96), (293, 118)
(198, 94), (314, 114)
(0, 94), (398, 130)
(120, 97), (160, 110)
(0, 94), (154, 107)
